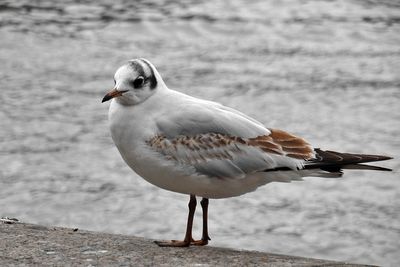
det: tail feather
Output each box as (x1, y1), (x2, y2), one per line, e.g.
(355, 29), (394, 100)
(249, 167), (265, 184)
(305, 148), (393, 172)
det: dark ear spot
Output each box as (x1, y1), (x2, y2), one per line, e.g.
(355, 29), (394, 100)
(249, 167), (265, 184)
(139, 59), (157, 90)
(132, 76), (145, 88)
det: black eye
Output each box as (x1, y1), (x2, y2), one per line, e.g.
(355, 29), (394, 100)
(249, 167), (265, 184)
(132, 76), (145, 88)
(113, 78), (116, 85)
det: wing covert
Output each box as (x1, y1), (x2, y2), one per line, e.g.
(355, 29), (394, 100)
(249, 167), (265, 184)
(147, 132), (311, 179)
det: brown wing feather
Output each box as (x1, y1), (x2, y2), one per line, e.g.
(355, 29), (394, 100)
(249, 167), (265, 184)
(148, 128), (314, 163)
(248, 128), (314, 160)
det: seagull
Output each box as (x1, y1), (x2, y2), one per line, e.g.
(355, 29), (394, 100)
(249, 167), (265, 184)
(102, 58), (392, 247)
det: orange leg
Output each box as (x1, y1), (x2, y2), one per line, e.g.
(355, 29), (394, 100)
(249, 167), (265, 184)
(191, 198), (211, 246)
(154, 194), (197, 247)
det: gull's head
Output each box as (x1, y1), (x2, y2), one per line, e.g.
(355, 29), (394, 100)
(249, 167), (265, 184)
(102, 58), (164, 105)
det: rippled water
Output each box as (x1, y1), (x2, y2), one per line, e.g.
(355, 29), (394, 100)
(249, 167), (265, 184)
(1, 0), (399, 266)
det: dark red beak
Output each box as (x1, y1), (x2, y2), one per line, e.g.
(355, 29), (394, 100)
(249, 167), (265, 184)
(102, 89), (128, 103)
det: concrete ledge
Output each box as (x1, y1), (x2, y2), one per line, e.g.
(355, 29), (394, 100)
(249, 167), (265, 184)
(0, 221), (374, 266)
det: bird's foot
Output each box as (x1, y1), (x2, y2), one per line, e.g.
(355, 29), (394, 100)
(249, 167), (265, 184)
(190, 236), (210, 246)
(190, 239), (209, 246)
(154, 237), (210, 247)
(154, 239), (191, 247)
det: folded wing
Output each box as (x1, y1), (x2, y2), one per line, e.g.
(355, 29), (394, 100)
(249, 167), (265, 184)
(152, 94), (317, 179)
(147, 130), (314, 179)
(155, 96), (269, 139)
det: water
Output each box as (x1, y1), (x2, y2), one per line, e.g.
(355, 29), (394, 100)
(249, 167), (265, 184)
(0, 0), (399, 266)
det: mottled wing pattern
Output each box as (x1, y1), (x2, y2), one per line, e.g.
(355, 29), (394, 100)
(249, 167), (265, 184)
(148, 133), (244, 163)
(147, 129), (315, 179)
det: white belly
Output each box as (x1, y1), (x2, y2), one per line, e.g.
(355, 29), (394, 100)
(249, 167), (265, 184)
(118, 143), (271, 199)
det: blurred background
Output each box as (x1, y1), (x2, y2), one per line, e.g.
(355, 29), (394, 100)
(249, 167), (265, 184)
(0, 0), (399, 266)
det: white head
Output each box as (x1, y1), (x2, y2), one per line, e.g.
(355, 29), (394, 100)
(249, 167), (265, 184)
(102, 58), (165, 105)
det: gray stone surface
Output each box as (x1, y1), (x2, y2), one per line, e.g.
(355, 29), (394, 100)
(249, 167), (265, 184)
(0, 221), (374, 266)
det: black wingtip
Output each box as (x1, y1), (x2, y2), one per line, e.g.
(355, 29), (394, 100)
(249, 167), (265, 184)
(378, 155), (393, 161)
(342, 164), (392, 172)
(307, 149), (393, 172)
